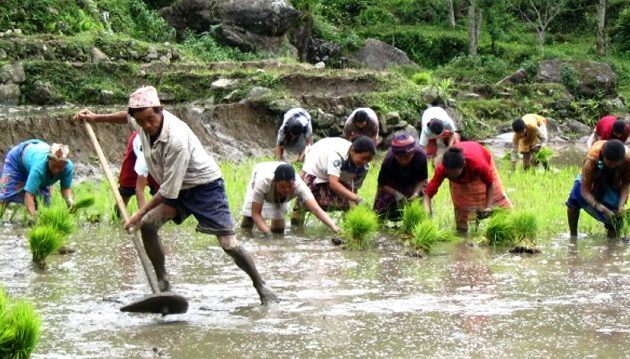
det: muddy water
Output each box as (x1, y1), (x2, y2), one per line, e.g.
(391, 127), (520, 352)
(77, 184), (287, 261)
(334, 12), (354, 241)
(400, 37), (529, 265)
(1, 222), (629, 358)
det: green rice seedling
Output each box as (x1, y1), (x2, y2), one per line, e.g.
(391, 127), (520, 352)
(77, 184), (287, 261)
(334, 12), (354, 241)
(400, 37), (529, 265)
(0, 299), (41, 359)
(0, 287), (6, 313)
(27, 225), (66, 268)
(71, 196), (96, 211)
(36, 206), (75, 235)
(535, 147), (554, 164)
(401, 201), (427, 234)
(485, 212), (516, 246)
(511, 212), (538, 242)
(342, 205), (380, 250)
(409, 219), (456, 254)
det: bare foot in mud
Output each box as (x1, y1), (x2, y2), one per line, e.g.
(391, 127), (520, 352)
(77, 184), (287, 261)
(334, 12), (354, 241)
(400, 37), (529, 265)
(257, 284), (279, 305)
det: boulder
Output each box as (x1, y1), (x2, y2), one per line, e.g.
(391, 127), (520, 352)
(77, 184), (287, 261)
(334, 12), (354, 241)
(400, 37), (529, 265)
(98, 90), (114, 105)
(242, 86), (271, 101)
(0, 84), (21, 106)
(159, 0), (300, 53)
(536, 59), (618, 98)
(211, 78), (238, 90)
(91, 47), (109, 63)
(0, 63), (26, 84)
(216, 25), (284, 53)
(27, 81), (63, 105)
(349, 38), (413, 70)
(307, 38), (341, 64)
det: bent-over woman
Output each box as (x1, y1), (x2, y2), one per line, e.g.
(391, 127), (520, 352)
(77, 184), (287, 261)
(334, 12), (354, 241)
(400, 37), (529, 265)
(423, 141), (512, 233)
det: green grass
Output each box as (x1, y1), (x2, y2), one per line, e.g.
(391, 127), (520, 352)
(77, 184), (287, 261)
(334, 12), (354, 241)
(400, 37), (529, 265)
(401, 201), (427, 235)
(36, 206), (75, 236)
(27, 225), (66, 266)
(341, 205), (380, 250)
(0, 290), (41, 359)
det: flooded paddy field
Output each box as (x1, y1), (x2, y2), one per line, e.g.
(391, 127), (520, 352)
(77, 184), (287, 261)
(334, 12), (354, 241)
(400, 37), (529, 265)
(1, 222), (628, 358)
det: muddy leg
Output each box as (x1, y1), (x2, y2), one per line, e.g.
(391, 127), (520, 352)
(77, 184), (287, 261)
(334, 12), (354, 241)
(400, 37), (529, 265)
(522, 152), (532, 171)
(219, 235), (279, 305)
(139, 204), (177, 292)
(454, 208), (469, 236)
(567, 206), (579, 239)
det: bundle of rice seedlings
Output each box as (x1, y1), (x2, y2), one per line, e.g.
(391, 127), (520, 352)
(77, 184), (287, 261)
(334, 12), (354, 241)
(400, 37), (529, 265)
(485, 212), (516, 246)
(27, 225), (66, 268)
(0, 299), (41, 359)
(535, 147), (554, 164)
(401, 201), (427, 234)
(71, 196), (96, 211)
(342, 205), (380, 250)
(36, 206), (75, 235)
(409, 219), (456, 254)
(512, 212), (538, 241)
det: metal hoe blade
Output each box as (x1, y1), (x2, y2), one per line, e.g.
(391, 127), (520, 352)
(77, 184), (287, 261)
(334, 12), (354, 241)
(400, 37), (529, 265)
(120, 292), (189, 315)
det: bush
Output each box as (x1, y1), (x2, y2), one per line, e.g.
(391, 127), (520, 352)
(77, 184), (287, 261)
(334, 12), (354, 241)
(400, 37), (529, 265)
(434, 54), (509, 83)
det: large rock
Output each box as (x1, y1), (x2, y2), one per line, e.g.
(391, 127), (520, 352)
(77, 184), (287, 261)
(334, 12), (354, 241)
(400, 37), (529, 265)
(349, 39), (414, 70)
(0, 84), (20, 105)
(27, 81), (63, 105)
(160, 0), (300, 53)
(306, 38), (342, 64)
(0, 63), (26, 84)
(536, 59), (618, 98)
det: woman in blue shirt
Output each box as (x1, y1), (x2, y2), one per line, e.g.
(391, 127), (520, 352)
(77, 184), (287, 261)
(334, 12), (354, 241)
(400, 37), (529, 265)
(0, 139), (74, 221)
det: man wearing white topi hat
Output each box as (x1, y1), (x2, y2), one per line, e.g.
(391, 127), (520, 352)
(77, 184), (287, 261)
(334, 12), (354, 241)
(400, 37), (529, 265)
(73, 86), (278, 305)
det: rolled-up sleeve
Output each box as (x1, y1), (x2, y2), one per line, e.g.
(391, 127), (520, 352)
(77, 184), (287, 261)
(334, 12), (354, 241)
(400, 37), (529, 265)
(157, 139), (190, 199)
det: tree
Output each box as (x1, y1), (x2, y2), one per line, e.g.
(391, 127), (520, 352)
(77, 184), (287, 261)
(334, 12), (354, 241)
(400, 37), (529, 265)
(511, 0), (569, 49)
(596, 0), (607, 56)
(447, 0), (457, 28)
(467, 0), (482, 55)
(479, 0), (515, 54)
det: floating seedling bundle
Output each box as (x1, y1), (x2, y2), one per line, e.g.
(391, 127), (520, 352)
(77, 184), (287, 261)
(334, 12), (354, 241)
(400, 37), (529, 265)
(0, 287), (41, 359)
(27, 206), (77, 269)
(401, 201), (427, 235)
(36, 206), (75, 236)
(408, 219), (457, 254)
(484, 211), (538, 248)
(27, 226), (66, 269)
(342, 205), (380, 249)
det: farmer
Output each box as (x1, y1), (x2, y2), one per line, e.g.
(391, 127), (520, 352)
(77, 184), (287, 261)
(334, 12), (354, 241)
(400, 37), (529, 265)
(566, 139), (630, 239)
(586, 115), (629, 148)
(373, 133), (428, 221)
(0, 140), (74, 222)
(418, 105), (460, 165)
(343, 107), (380, 145)
(291, 136), (376, 225)
(511, 114), (548, 171)
(117, 130), (159, 213)
(73, 86), (278, 305)
(274, 107), (313, 162)
(241, 161), (340, 236)
(423, 142), (512, 234)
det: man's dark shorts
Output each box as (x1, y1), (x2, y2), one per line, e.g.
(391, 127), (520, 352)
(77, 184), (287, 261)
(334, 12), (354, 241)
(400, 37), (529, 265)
(164, 178), (235, 236)
(119, 186), (158, 198)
